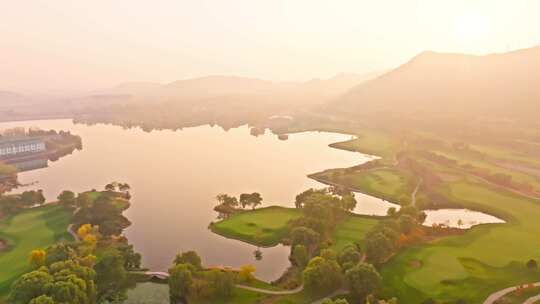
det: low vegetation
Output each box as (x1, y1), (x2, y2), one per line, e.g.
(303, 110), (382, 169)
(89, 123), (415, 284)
(211, 206), (302, 247)
(0, 205), (72, 297)
(2, 182), (142, 303)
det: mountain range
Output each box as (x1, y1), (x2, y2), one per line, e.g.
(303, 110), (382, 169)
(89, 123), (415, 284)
(333, 45), (540, 120)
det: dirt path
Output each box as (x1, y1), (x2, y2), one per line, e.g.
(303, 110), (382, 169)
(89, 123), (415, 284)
(483, 282), (540, 304)
(67, 207), (81, 241)
(235, 284), (303, 295)
(411, 179), (422, 206)
(524, 294), (540, 304)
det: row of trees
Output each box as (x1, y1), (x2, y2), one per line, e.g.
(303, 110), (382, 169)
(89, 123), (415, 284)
(299, 245), (383, 302)
(0, 190), (46, 215)
(11, 235), (141, 303)
(168, 250), (254, 303)
(366, 206), (427, 264)
(70, 186), (132, 237)
(287, 188), (357, 255)
(213, 192), (263, 218)
(10, 184), (141, 304)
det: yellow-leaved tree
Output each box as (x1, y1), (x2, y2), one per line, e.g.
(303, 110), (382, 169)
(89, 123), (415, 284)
(239, 264), (256, 282)
(29, 249), (46, 268)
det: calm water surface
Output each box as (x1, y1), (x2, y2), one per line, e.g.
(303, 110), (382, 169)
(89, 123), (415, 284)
(1, 119), (504, 280)
(2, 119), (370, 281)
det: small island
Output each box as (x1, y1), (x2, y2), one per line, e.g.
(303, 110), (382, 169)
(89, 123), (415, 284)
(207, 187), (460, 303)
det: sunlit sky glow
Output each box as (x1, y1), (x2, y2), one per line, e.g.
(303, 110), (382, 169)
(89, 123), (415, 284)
(1, 0), (539, 93)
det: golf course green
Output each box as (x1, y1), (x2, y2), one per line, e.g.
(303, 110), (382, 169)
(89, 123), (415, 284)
(0, 204), (72, 297)
(211, 206), (302, 247)
(380, 177), (540, 302)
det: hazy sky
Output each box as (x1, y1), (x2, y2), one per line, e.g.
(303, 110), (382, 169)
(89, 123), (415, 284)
(1, 0), (540, 93)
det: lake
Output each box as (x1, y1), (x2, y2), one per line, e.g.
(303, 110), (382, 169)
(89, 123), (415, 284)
(1, 119), (504, 281)
(2, 119), (370, 281)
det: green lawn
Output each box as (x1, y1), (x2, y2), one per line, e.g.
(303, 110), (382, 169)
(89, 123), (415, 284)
(211, 206), (302, 247)
(189, 287), (270, 304)
(498, 286), (540, 303)
(330, 129), (399, 161)
(125, 282), (169, 304)
(0, 204), (73, 298)
(330, 215), (379, 252)
(380, 178), (540, 303)
(432, 149), (540, 191)
(313, 167), (416, 205)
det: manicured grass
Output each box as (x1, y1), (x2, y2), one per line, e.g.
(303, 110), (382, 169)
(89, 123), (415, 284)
(330, 215), (379, 252)
(189, 287), (271, 304)
(498, 286), (540, 303)
(0, 204), (72, 298)
(211, 206), (302, 247)
(125, 282), (169, 304)
(432, 149), (540, 191)
(313, 167), (416, 205)
(330, 129), (399, 161)
(271, 290), (316, 304)
(380, 178), (540, 303)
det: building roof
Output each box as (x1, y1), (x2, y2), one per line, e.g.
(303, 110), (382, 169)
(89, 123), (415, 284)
(0, 137), (44, 148)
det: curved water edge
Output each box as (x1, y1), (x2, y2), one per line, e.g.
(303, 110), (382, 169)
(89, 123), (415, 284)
(0, 119), (506, 282)
(351, 191), (505, 229)
(0, 119), (369, 281)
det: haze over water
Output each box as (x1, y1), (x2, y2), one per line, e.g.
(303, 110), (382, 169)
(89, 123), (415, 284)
(1, 119), (368, 280)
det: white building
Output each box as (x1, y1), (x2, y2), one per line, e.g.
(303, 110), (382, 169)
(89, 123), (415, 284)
(0, 137), (46, 158)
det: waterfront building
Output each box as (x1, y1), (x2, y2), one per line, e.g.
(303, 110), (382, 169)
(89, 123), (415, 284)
(0, 137), (46, 158)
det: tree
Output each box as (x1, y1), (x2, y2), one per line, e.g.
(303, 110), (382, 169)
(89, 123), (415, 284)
(21, 190), (46, 206)
(238, 265), (256, 282)
(174, 250), (203, 270)
(57, 191), (76, 206)
(345, 263), (381, 300)
(303, 256), (342, 296)
(117, 244), (142, 270)
(387, 207), (398, 217)
(118, 183), (131, 192)
(239, 193), (251, 209)
(399, 214), (416, 234)
(45, 243), (76, 266)
(340, 194), (357, 212)
(527, 259), (538, 269)
(95, 249), (127, 300)
(292, 245), (309, 269)
(249, 192), (263, 209)
(9, 270), (53, 303)
(365, 232), (394, 264)
(290, 227), (320, 250)
(168, 264), (193, 300)
(105, 183), (116, 192)
(338, 245), (362, 270)
(239, 193), (263, 209)
(208, 270), (235, 298)
(216, 194), (239, 208)
(295, 188), (328, 209)
(77, 224), (94, 239)
(29, 250), (47, 268)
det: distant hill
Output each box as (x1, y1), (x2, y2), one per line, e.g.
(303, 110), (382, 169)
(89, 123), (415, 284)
(90, 82), (161, 96)
(333, 45), (540, 120)
(0, 91), (25, 105)
(143, 73), (381, 107)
